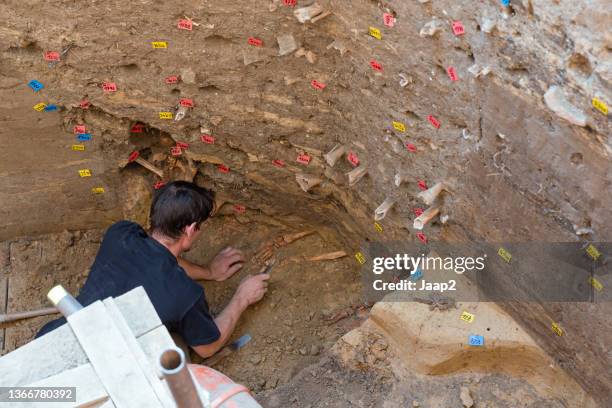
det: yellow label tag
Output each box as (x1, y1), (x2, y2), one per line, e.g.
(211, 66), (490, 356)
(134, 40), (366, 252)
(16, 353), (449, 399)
(589, 277), (603, 291)
(78, 169), (92, 177)
(392, 121), (406, 132)
(592, 98), (608, 115)
(355, 251), (366, 265)
(159, 111), (173, 119)
(91, 187), (105, 194)
(586, 244), (601, 260)
(551, 322), (563, 336)
(498, 247), (512, 263)
(374, 222), (383, 233)
(460, 311), (475, 323)
(33, 103), (47, 111)
(369, 27), (382, 40)
(152, 41), (168, 49)
(71, 144), (85, 151)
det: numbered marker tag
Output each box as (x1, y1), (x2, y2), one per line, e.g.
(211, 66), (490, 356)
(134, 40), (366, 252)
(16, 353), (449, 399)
(201, 134), (216, 144)
(296, 153), (311, 165)
(180, 98), (194, 107)
(71, 144), (85, 151)
(501, 0), (511, 6)
(102, 82), (117, 92)
(78, 169), (92, 177)
(460, 311), (475, 323)
(159, 111), (173, 119)
(128, 151), (140, 162)
(44, 51), (60, 61)
(248, 37), (263, 47)
(311, 80), (326, 90)
(152, 41), (168, 49)
(370, 59), (383, 71)
(153, 180), (166, 190)
(355, 251), (366, 264)
(131, 123), (145, 133)
(165, 75), (180, 84)
(91, 187), (105, 194)
(406, 143), (417, 152)
(28, 80), (44, 92)
(413, 208), (424, 217)
(177, 19), (193, 31)
(374, 222), (383, 232)
(369, 27), (382, 40)
(452, 21), (465, 36)
(176, 141), (189, 150)
(427, 115), (441, 129)
(498, 247), (512, 263)
(80, 100), (91, 109)
(283, 0), (297, 6)
(77, 133), (92, 141)
(468, 335), (484, 346)
(410, 268), (423, 282)
(347, 151), (360, 167)
(416, 232), (428, 243)
(589, 277), (603, 291)
(586, 244), (601, 260)
(392, 121), (406, 132)
(551, 322), (563, 336)
(33, 103), (47, 111)
(170, 146), (182, 156)
(234, 204), (246, 214)
(447, 66), (458, 81)
(592, 98), (608, 115)
(272, 159), (286, 168)
(44, 104), (58, 112)
(218, 164), (230, 173)
(73, 125), (86, 134)
(417, 180), (428, 190)
(383, 13), (395, 27)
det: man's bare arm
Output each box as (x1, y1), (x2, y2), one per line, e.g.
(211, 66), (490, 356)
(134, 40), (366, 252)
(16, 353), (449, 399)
(179, 247), (244, 281)
(178, 257), (214, 280)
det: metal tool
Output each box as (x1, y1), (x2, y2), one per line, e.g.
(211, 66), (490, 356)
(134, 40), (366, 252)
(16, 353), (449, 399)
(261, 259), (276, 275)
(202, 334), (252, 366)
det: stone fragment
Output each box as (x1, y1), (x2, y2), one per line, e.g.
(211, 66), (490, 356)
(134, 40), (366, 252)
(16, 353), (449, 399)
(310, 345), (320, 356)
(544, 85), (587, 127)
(180, 67), (196, 84)
(460, 386), (474, 407)
(305, 50), (317, 64)
(296, 173), (323, 192)
(294, 2), (324, 23)
(277, 34), (298, 56)
(419, 19), (442, 37)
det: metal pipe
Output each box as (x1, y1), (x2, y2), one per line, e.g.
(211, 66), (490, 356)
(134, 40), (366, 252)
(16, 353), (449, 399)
(159, 347), (206, 408)
(47, 285), (83, 317)
(0, 307), (59, 324)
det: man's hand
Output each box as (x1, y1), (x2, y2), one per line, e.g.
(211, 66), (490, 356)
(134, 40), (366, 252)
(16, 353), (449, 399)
(235, 273), (270, 308)
(208, 247), (245, 281)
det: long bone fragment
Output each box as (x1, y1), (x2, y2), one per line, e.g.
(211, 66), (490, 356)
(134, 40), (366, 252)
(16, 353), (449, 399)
(417, 182), (446, 205)
(374, 197), (396, 221)
(346, 164), (367, 186)
(296, 173), (323, 192)
(324, 144), (346, 167)
(413, 206), (440, 230)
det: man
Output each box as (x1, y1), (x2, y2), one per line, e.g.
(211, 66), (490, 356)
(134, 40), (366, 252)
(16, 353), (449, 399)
(37, 181), (269, 358)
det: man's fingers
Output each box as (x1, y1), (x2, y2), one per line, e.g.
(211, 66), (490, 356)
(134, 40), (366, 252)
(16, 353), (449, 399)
(227, 253), (245, 266)
(258, 273), (270, 281)
(228, 262), (243, 275)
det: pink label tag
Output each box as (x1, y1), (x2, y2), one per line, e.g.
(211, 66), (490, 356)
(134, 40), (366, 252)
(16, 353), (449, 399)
(73, 125), (86, 134)
(176, 142), (189, 150)
(179, 98), (194, 107)
(447, 66), (458, 81)
(248, 37), (263, 47)
(131, 123), (144, 133)
(171, 146), (182, 156)
(406, 143), (417, 152)
(427, 115), (441, 129)
(80, 100), (90, 109)
(218, 164), (230, 173)
(282, 0), (297, 6)
(347, 151), (360, 167)
(418, 180), (428, 191)
(296, 154), (311, 165)
(416, 232), (428, 243)
(370, 59), (383, 71)
(153, 181), (166, 190)
(234, 204), (246, 214)
(177, 19), (193, 30)
(452, 21), (465, 36)
(165, 75), (180, 84)
(102, 82), (117, 92)
(44, 51), (60, 61)
(383, 13), (395, 27)
(128, 151), (140, 162)
(272, 159), (286, 168)
(414, 208), (424, 217)
(311, 80), (326, 90)
(201, 134), (215, 144)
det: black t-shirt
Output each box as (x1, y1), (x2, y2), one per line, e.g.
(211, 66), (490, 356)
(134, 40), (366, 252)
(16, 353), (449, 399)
(36, 221), (220, 346)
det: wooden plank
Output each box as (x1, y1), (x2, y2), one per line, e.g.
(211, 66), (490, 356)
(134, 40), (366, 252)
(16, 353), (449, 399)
(0, 276), (7, 353)
(67, 300), (162, 408)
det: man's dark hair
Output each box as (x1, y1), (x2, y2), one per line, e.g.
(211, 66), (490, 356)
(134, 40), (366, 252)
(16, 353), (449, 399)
(150, 181), (215, 239)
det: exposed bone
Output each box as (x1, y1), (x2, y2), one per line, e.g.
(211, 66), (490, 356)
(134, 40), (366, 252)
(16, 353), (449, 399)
(324, 167), (346, 185)
(134, 157), (164, 178)
(417, 182), (446, 205)
(413, 206), (440, 230)
(311, 10), (332, 24)
(346, 164), (367, 186)
(306, 251), (347, 261)
(174, 105), (188, 122)
(294, 3), (324, 23)
(394, 171), (409, 187)
(374, 197), (396, 221)
(296, 173), (323, 192)
(279, 230), (315, 245)
(324, 144), (346, 167)
(399, 73), (410, 87)
(419, 19), (442, 37)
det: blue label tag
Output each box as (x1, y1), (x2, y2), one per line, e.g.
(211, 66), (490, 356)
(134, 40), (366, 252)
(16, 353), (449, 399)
(468, 335), (484, 346)
(77, 133), (92, 141)
(28, 80), (44, 92)
(410, 268), (423, 282)
(501, 0), (510, 5)
(44, 104), (58, 112)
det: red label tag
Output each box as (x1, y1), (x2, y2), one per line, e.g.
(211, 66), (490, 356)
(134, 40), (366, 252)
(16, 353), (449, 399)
(131, 123), (145, 133)
(176, 141), (189, 150)
(153, 181), (166, 190)
(406, 143), (417, 152)
(179, 98), (194, 107)
(44, 51), (60, 61)
(447, 66), (458, 81)
(102, 82), (117, 92)
(218, 164), (230, 173)
(248, 37), (263, 47)
(296, 154), (311, 165)
(452, 21), (465, 36)
(233, 204), (246, 214)
(128, 151), (140, 162)
(272, 159), (286, 168)
(418, 180), (428, 191)
(347, 151), (360, 167)
(80, 100), (90, 109)
(282, 0), (297, 6)
(177, 19), (193, 31)
(165, 75), (179, 84)
(427, 115), (441, 129)
(370, 59), (383, 71)
(73, 125), (86, 134)
(383, 13), (395, 27)
(170, 146), (182, 156)
(414, 208), (424, 217)
(311, 80), (326, 90)
(201, 134), (215, 144)
(416, 232), (428, 243)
